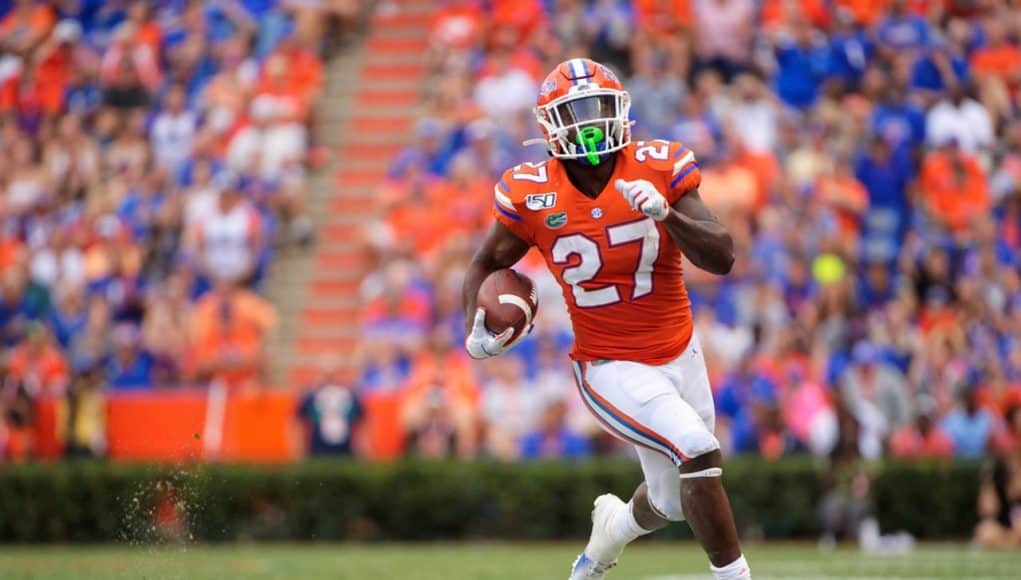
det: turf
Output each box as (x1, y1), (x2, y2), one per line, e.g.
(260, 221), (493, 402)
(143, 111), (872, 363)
(0, 543), (1018, 579)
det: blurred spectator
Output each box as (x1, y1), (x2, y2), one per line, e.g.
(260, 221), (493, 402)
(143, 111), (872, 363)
(692, 0), (755, 81)
(150, 84), (197, 173)
(975, 405), (1021, 548)
(726, 72), (778, 154)
(296, 367), (365, 457)
(839, 341), (911, 459)
(402, 385), (462, 460)
(190, 174), (265, 287)
(925, 83), (994, 156)
(770, 17), (831, 110)
(0, 0), (55, 57)
(889, 398), (955, 459)
(819, 402), (874, 545)
(875, 0), (930, 56)
(401, 327), (479, 458)
(106, 323), (154, 391)
(918, 140), (990, 232)
(940, 387), (995, 458)
(6, 324), (69, 397)
(61, 364), (106, 458)
(520, 399), (592, 460)
(188, 282), (277, 388)
(716, 356), (778, 454)
(481, 356), (544, 461)
(854, 136), (912, 239)
(99, 22), (161, 109)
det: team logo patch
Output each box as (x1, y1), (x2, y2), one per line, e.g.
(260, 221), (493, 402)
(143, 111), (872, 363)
(591, 208), (603, 219)
(598, 65), (618, 83)
(545, 212), (568, 229)
(539, 79), (557, 97)
(525, 192), (557, 210)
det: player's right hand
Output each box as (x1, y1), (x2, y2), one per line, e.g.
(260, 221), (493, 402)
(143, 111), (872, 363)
(615, 178), (670, 221)
(465, 308), (516, 360)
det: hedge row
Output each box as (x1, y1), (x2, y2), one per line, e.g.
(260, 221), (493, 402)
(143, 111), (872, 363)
(0, 459), (980, 542)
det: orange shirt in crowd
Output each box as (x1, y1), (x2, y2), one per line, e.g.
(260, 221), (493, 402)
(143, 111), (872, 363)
(385, 199), (447, 255)
(890, 424), (955, 459)
(815, 174), (869, 239)
(491, 0), (545, 41)
(919, 151), (990, 231)
(834, 0), (888, 26)
(136, 21), (163, 59)
(260, 49), (322, 105)
(0, 236), (23, 272)
(6, 344), (70, 395)
(430, 1), (485, 48)
(190, 289), (277, 345)
(700, 161), (762, 215)
(189, 289), (277, 387)
(736, 149), (780, 205)
(402, 352), (480, 413)
(971, 43), (1021, 85)
(633, 0), (693, 33)
(978, 384), (1021, 419)
(32, 45), (71, 114)
(0, 3), (55, 50)
(761, 0), (830, 30)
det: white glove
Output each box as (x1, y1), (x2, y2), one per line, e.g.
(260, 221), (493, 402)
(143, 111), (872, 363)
(464, 308), (529, 360)
(615, 178), (670, 221)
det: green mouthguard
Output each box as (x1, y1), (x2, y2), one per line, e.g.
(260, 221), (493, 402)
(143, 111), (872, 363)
(576, 126), (605, 166)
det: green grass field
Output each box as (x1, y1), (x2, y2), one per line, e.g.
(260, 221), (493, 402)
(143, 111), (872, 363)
(1, 543), (1019, 579)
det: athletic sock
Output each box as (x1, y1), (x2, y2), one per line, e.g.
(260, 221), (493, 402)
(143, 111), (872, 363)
(609, 499), (652, 545)
(710, 554), (751, 580)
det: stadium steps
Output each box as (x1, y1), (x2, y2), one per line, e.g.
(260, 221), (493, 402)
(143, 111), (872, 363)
(281, 0), (434, 387)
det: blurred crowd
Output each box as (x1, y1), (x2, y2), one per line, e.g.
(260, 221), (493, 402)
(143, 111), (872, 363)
(0, 0), (365, 460)
(345, 0), (1021, 467)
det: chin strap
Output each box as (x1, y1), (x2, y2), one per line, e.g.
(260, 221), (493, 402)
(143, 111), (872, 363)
(522, 138), (547, 147)
(678, 467), (723, 479)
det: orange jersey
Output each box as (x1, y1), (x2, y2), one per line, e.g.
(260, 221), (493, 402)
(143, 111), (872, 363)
(493, 140), (701, 365)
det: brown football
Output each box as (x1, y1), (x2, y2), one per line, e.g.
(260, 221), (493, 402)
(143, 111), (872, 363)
(477, 268), (539, 342)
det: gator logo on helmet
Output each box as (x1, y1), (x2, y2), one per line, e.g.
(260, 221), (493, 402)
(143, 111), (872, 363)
(539, 79), (557, 98)
(597, 65), (618, 83)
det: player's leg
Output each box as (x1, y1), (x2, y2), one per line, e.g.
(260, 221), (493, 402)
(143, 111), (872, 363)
(568, 359), (680, 579)
(664, 334), (750, 578)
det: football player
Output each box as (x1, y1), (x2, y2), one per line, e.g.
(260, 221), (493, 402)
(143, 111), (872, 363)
(462, 58), (751, 580)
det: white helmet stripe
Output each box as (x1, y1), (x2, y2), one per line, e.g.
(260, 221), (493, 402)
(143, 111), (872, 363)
(568, 58), (588, 85)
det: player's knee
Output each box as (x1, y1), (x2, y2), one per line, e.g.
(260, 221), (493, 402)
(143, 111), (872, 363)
(647, 467), (685, 522)
(679, 429), (720, 460)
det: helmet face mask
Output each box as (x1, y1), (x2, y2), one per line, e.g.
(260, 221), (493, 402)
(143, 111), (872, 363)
(532, 59), (632, 165)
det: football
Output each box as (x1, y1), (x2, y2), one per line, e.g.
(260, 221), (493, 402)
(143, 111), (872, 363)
(477, 268), (539, 343)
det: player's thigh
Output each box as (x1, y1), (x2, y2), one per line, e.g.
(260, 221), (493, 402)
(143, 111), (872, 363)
(663, 333), (716, 432)
(572, 359), (717, 466)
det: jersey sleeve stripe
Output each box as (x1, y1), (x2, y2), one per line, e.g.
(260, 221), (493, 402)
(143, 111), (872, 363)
(494, 186), (517, 212)
(672, 146), (690, 159)
(495, 202), (523, 222)
(672, 150), (695, 175)
(497, 179), (510, 193)
(670, 162), (699, 189)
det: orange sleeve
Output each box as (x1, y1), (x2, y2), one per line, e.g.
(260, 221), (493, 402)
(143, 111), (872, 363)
(664, 141), (702, 204)
(491, 170), (535, 245)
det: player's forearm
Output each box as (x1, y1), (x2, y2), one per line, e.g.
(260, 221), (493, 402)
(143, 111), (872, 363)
(662, 210), (735, 275)
(461, 252), (500, 332)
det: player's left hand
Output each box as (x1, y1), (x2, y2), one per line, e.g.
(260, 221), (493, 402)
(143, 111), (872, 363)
(615, 179), (670, 222)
